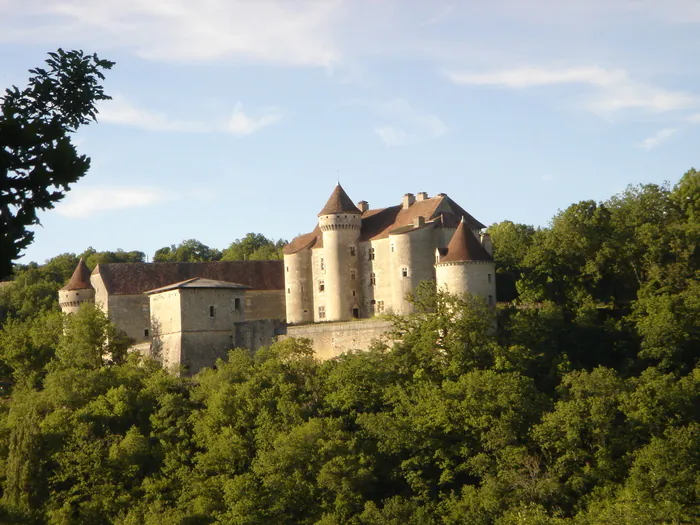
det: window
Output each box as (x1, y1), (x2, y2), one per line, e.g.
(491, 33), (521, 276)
(209, 306), (215, 318)
(370, 299), (376, 313)
(377, 300), (385, 313)
(350, 246), (356, 256)
(320, 258), (325, 271)
(369, 247), (375, 260)
(370, 273), (376, 286)
(350, 270), (356, 280)
(352, 290), (356, 297)
(144, 329), (149, 337)
(318, 305), (326, 319)
(488, 295), (494, 307)
(319, 280), (325, 292)
(391, 243), (395, 252)
(488, 273), (492, 284)
(402, 267), (408, 277)
(286, 266), (289, 272)
(287, 288), (291, 294)
(235, 298), (241, 311)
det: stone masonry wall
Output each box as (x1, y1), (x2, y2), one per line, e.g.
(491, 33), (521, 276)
(281, 319), (394, 360)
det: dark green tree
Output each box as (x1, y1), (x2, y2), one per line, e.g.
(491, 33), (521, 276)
(0, 49), (114, 278)
(153, 239), (222, 262)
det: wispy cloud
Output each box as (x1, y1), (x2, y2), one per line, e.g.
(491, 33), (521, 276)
(447, 65), (697, 116)
(0, 0), (340, 68)
(55, 186), (170, 218)
(226, 103), (283, 136)
(422, 5), (453, 26)
(97, 95), (281, 135)
(373, 99), (448, 147)
(97, 94), (206, 132)
(637, 128), (677, 150)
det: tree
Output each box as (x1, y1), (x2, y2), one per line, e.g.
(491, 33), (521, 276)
(0, 49), (114, 279)
(153, 239), (222, 262)
(221, 233), (287, 261)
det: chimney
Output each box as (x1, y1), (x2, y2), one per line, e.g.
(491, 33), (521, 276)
(416, 191), (428, 201)
(414, 216), (425, 227)
(480, 232), (493, 256)
(357, 200), (369, 213)
(402, 193), (415, 209)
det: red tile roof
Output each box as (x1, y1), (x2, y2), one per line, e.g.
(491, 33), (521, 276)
(93, 261), (284, 295)
(60, 259), (93, 291)
(286, 193), (486, 254)
(318, 184), (361, 216)
(438, 219), (493, 263)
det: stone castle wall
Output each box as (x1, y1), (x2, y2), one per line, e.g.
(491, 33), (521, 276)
(281, 319), (394, 360)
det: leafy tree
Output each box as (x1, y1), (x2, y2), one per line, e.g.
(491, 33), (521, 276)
(221, 233), (287, 261)
(153, 239), (222, 262)
(0, 49), (114, 279)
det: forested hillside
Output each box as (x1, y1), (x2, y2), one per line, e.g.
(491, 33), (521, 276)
(0, 172), (697, 524)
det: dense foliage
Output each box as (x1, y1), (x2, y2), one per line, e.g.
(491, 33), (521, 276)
(0, 49), (114, 279)
(0, 172), (696, 524)
(153, 233), (286, 263)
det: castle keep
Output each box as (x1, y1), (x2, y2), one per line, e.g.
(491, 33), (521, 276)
(283, 185), (496, 324)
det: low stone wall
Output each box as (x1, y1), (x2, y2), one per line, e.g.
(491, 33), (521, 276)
(281, 319), (394, 360)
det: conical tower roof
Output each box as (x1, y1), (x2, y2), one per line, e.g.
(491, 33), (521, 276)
(439, 218), (492, 263)
(60, 258), (93, 291)
(318, 184), (361, 216)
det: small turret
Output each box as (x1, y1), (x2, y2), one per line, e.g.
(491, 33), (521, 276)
(58, 258), (95, 314)
(435, 218), (496, 306)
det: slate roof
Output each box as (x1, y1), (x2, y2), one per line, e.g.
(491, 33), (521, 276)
(145, 277), (251, 295)
(93, 261), (284, 295)
(438, 218), (493, 263)
(285, 192), (486, 255)
(318, 184), (361, 216)
(60, 259), (94, 291)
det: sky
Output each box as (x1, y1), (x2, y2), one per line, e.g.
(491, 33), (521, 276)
(1, 0), (699, 264)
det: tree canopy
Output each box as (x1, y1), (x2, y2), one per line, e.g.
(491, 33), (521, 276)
(0, 49), (114, 279)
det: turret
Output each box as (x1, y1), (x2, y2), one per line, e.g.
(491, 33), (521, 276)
(435, 218), (496, 307)
(58, 258), (95, 314)
(317, 184), (362, 322)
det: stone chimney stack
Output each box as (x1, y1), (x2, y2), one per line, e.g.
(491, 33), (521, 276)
(357, 200), (369, 213)
(480, 232), (493, 257)
(416, 191), (428, 202)
(402, 193), (415, 209)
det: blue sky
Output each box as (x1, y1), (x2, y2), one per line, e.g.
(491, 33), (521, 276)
(1, 0), (698, 264)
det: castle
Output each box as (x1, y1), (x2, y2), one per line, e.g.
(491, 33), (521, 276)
(59, 185), (495, 369)
(283, 184), (496, 324)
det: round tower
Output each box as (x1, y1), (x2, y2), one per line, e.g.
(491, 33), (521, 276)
(283, 234), (316, 324)
(435, 218), (496, 307)
(58, 258), (95, 314)
(318, 184), (362, 322)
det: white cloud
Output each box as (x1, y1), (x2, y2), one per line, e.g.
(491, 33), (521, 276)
(97, 94), (207, 132)
(373, 99), (448, 147)
(637, 128), (677, 150)
(55, 186), (170, 218)
(226, 103), (283, 136)
(447, 66), (624, 89)
(447, 65), (697, 116)
(0, 0), (340, 68)
(97, 95), (281, 135)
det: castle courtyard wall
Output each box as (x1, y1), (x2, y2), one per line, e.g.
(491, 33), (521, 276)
(244, 290), (286, 321)
(281, 319), (394, 360)
(108, 294), (151, 345)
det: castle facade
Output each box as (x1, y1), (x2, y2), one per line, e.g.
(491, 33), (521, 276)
(283, 185), (496, 324)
